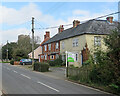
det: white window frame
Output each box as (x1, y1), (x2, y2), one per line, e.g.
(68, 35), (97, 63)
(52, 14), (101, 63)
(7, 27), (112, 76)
(56, 54), (59, 59)
(45, 54), (47, 60)
(73, 38), (79, 47)
(94, 36), (101, 46)
(44, 45), (47, 51)
(41, 55), (44, 59)
(48, 44), (51, 51)
(56, 42), (59, 49)
(50, 55), (54, 59)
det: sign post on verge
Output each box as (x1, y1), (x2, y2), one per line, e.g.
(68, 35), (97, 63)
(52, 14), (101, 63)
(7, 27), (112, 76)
(66, 51), (76, 77)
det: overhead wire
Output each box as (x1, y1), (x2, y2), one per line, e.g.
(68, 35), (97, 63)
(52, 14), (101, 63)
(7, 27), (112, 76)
(34, 11), (120, 30)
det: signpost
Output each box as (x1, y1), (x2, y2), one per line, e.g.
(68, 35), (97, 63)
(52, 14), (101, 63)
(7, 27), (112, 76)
(66, 51), (76, 77)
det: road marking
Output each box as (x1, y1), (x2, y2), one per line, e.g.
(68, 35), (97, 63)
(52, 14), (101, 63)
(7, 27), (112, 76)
(37, 81), (59, 92)
(7, 67), (10, 70)
(20, 74), (31, 79)
(13, 70), (18, 73)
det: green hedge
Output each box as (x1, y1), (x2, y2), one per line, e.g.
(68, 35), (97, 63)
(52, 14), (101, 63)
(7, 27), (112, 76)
(34, 62), (49, 72)
(10, 60), (14, 65)
(47, 55), (63, 66)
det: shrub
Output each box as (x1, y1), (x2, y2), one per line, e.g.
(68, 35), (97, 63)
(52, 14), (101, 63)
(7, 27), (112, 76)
(10, 60), (14, 65)
(47, 55), (63, 66)
(47, 60), (55, 66)
(34, 62), (49, 72)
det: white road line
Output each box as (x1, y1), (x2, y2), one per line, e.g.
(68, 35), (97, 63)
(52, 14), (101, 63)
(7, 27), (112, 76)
(7, 67), (10, 70)
(37, 81), (59, 92)
(20, 74), (31, 79)
(13, 70), (18, 73)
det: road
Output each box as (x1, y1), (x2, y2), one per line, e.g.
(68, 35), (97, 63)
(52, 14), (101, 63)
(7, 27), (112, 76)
(2, 63), (109, 95)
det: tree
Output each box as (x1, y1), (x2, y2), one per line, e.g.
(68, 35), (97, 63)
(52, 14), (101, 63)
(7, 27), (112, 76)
(2, 42), (17, 60)
(13, 48), (28, 61)
(90, 29), (120, 93)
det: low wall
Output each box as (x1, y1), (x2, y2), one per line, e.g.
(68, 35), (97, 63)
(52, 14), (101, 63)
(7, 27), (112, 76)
(14, 61), (20, 65)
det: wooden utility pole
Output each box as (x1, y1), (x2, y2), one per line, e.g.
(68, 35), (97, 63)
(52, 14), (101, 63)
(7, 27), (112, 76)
(6, 40), (8, 61)
(32, 17), (34, 70)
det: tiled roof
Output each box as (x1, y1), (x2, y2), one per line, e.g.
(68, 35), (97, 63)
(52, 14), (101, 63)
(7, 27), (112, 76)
(42, 20), (118, 45)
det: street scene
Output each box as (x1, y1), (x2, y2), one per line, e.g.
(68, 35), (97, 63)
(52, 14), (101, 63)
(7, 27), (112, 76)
(0, 1), (120, 96)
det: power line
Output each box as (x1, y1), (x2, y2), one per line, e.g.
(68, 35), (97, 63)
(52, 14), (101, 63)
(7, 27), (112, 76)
(35, 11), (120, 30)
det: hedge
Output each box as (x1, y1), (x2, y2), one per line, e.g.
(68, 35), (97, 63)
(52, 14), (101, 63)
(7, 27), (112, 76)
(10, 60), (14, 65)
(34, 62), (49, 72)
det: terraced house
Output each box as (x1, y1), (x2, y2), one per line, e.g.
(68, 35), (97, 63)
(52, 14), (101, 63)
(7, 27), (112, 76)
(41, 17), (118, 67)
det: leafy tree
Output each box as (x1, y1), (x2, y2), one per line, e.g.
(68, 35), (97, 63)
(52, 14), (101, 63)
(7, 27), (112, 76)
(13, 48), (28, 61)
(89, 29), (120, 93)
(2, 42), (17, 60)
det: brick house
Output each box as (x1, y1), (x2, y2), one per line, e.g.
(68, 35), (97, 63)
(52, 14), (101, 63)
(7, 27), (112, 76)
(39, 31), (50, 62)
(40, 25), (64, 62)
(41, 17), (118, 67)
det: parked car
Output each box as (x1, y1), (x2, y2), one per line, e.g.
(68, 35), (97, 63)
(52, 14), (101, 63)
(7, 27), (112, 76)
(20, 59), (32, 65)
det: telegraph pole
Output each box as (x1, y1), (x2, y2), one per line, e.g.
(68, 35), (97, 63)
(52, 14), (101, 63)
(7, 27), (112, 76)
(32, 17), (34, 70)
(6, 40), (8, 62)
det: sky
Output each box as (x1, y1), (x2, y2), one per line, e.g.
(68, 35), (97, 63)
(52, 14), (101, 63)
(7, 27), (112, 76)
(0, 1), (119, 45)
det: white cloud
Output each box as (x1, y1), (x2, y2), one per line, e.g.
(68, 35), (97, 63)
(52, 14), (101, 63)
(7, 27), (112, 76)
(1, 3), (117, 45)
(1, 28), (30, 44)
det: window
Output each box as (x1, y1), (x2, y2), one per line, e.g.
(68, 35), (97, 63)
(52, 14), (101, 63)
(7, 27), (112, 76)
(56, 42), (59, 49)
(48, 44), (51, 51)
(45, 54), (47, 60)
(62, 55), (65, 61)
(73, 38), (79, 47)
(94, 53), (97, 64)
(44, 45), (47, 51)
(41, 55), (44, 59)
(56, 54), (59, 59)
(50, 55), (54, 59)
(94, 36), (101, 46)
(75, 53), (78, 61)
(62, 42), (65, 49)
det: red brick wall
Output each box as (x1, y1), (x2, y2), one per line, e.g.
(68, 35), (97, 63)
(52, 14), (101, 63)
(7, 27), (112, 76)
(40, 41), (60, 62)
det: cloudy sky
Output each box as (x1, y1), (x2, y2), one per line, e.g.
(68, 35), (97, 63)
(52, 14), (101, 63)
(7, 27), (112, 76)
(0, 1), (119, 45)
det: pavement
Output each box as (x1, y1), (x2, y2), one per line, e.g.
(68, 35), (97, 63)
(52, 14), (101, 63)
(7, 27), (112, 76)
(2, 63), (110, 94)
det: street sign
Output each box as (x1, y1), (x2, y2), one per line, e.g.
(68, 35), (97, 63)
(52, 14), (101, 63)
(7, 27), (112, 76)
(67, 52), (76, 62)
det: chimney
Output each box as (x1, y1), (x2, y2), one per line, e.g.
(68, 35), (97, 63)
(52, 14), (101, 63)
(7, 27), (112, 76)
(58, 25), (64, 33)
(73, 20), (80, 28)
(46, 31), (50, 38)
(44, 35), (46, 40)
(106, 16), (113, 23)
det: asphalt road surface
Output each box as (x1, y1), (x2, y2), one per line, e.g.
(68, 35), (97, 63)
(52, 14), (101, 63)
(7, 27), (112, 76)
(2, 63), (110, 95)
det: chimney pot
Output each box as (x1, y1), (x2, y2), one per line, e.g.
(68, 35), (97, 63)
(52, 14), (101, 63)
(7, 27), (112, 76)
(73, 20), (80, 28)
(46, 31), (50, 38)
(58, 25), (64, 33)
(44, 35), (46, 40)
(106, 16), (113, 23)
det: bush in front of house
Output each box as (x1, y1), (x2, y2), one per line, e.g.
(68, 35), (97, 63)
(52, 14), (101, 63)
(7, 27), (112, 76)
(47, 60), (55, 66)
(47, 55), (63, 66)
(34, 62), (49, 72)
(10, 60), (14, 65)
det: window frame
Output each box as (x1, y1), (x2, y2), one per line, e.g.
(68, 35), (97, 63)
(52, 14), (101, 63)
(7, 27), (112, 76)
(44, 45), (47, 51)
(94, 36), (101, 47)
(48, 44), (51, 51)
(56, 42), (59, 49)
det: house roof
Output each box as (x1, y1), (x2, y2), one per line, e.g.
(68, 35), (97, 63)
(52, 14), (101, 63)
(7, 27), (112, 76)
(42, 20), (118, 45)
